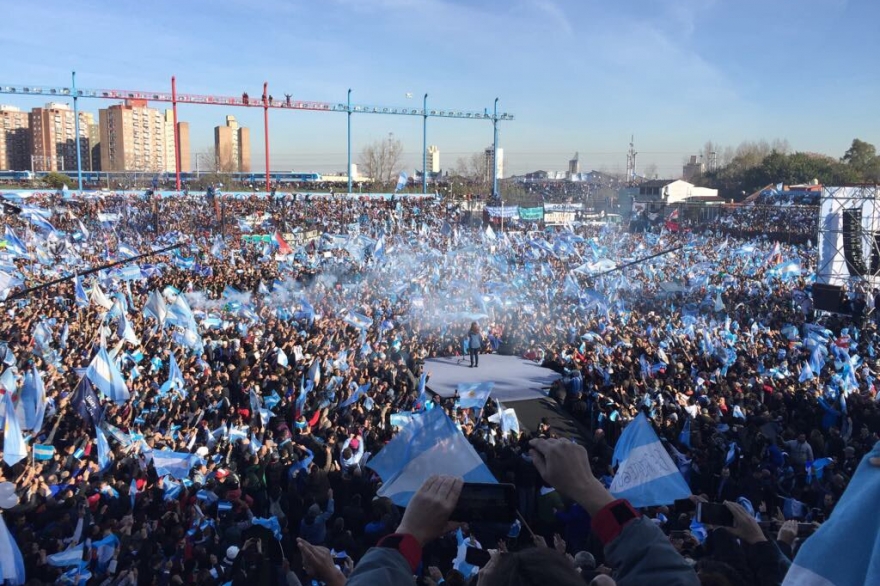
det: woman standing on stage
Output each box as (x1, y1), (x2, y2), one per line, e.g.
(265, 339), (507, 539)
(468, 322), (483, 368)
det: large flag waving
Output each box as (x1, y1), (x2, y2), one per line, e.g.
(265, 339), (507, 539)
(0, 512), (26, 585)
(86, 345), (130, 404)
(457, 382), (493, 411)
(783, 441), (880, 586)
(2, 390), (27, 467)
(610, 414), (692, 507)
(367, 408), (497, 506)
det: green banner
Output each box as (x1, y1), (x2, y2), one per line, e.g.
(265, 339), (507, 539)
(242, 234), (273, 243)
(518, 206), (544, 221)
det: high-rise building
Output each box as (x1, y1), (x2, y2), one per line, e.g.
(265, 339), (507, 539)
(427, 145), (440, 174)
(99, 99), (178, 172)
(483, 145), (504, 183)
(29, 103), (93, 172)
(214, 115), (250, 173)
(87, 123), (101, 172)
(568, 152), (580, 176)
(162, 110), (191, 173)
(682, 155), (705, 182)
(0, 105), (30, 171)
(177, 121), (191, 173)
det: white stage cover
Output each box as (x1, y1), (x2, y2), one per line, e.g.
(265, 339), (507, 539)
(423, 354), (561, 403)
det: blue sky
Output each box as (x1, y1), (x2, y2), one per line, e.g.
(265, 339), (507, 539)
(2, 0), (878, 177)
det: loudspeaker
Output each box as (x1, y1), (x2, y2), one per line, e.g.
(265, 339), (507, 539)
(813, 283), (844, 313)
(842, 208), (867, 276)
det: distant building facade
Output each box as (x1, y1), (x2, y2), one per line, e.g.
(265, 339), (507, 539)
(214, 115), (250, 173)
(427, 145), (440, 174)
(682, 155), (705, 182)
(0, 105), (30, 170)
(97, 100), (189, 173)
(29, 102), (93, 172)
(483, 145), (504, 183)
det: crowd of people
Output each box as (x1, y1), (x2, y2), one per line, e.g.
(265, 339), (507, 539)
(0, 188), (877, 586)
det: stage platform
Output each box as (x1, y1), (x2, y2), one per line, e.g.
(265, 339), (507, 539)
(424, 354), (561, 403)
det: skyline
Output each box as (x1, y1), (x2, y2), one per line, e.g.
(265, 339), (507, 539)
(1, 0), (879, 178)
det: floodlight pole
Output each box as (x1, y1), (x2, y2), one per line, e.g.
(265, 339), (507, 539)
(492, 97), (499, 199)
(262, 82), (270, 194)
(72, 71), (83, 193)
(422, 93), (428, 194)
(171, 76), (181, 191)
(347, 88), (352, 195)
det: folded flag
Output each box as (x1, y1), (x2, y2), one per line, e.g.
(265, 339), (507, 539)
(609, 413), (692, 507)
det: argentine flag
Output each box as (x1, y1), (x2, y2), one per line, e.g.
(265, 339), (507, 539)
(783, 441), (880, 586)
(367, 408), (497, 507)
(610, 414), (692, 508)
(457, 382), (494, 411)
(86, 345), (130, 404)
(0, 512), (25, 585)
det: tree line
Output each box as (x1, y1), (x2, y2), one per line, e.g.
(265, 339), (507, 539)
(693, 138), (880, 201)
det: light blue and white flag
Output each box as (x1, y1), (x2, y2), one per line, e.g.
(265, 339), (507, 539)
(86, 345), (130, 404)
(47, 544), (85, 567)
(457, 382), (493, 411)
(367, 408), (497, 507)
(0, 513), (26, 585)
(3, 390), (27, 467)
(143, 290), (168, 324)
(783, 441), (880, 586)
(152, 450), (197, 479)
(488, 399), (520, 435)
(160, 353), (186, 397)
(338, 383), (370, 410)
(609, 414), (692, 507)
(20, 367), (47, 432)
(394, 171), (408, 193)
(73, 275), (89, 308)
(33, 443), (55, 460)
(251, 516), (283, 540)
(95, 425), (111, 470)
(416, 373), (432, 411)
(277, 348), (288, 367)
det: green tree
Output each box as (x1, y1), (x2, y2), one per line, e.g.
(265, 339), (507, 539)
(43, 172), (74, 190)
(841, 139), (880, 182)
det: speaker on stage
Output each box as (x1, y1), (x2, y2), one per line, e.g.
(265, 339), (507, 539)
(497, 341), (515, 356)
(813, 283), (844, 313)
(842, 208), (868, 276)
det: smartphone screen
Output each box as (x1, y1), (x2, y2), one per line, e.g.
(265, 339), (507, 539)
(465, 546), (492, 567)
(451, 483), (517, 523)
(696, 502), (735, 526)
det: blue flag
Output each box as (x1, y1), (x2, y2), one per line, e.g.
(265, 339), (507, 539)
(609, 414), (692, 507)
(678, 417), (691, 448)
(457, 382), (493, 411)
(160, 353), (186, 397)
(33, 444), (55, 460)
(47, 544), (85, 568)
(2, 390), (27, 467)
(86, 345), (130, 404)
(71, 376), (104, 426)
(367, 408), (497, 507)
(416, 373), (432, 411)
(394, 171), (408, 193)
